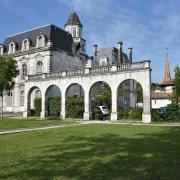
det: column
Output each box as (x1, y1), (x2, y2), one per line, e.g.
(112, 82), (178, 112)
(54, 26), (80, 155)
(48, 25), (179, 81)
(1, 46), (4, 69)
(111, 87), (118, 121)
(23, 90), (28, 118)
(40, 91), (48, 119)
(83, 89), (91, 120)
(142, 86), (151, 123)
(60, 90), (66, 119)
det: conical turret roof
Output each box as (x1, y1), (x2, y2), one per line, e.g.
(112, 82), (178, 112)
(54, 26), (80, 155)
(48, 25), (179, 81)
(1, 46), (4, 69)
(65, 10), (83, 27)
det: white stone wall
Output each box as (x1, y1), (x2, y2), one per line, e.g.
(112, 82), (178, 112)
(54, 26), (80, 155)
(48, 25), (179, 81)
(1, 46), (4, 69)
(152, 99), (171, 109)
(23, 63), (152, 123)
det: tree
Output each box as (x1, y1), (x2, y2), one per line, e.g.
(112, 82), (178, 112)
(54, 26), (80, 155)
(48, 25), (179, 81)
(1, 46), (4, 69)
(0, 56), (19, 120)
(174, 65), (180, 104)
(91, 84), (111, 109)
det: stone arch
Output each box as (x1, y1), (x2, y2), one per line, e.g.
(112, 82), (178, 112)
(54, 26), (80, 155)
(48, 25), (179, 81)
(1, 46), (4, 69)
(65, 83), (84, 119)
(27, 86), (42, 116)
(89, 81), (112, 119)
(45, 85), (61, 117)
(117, 79), (143, 119)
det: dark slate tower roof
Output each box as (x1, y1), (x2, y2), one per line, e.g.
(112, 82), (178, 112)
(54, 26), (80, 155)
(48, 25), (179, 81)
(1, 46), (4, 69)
(65, 11), (83, 27)
(3, 24), (73, 53)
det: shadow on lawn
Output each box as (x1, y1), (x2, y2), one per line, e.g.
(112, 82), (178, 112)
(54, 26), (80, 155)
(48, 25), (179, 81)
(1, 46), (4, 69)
(1, 127), (180, 180)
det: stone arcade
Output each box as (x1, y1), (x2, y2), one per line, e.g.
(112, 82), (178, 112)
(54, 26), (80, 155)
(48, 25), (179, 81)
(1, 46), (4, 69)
(0, 11), (152, 123)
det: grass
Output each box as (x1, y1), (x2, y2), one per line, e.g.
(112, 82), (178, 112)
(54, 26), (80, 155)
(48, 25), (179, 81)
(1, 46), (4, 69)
(0, 124), (180, 179)
(0, 118), (77, 131)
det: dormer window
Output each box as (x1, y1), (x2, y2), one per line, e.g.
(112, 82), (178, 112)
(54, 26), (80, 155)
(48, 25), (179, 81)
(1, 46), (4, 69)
(22, 39), (30, 51)
(8, 41), (16, 54)
(36, 61), (43, 74)
(37, 34), (46, 48)
(0, 45), (4, 55)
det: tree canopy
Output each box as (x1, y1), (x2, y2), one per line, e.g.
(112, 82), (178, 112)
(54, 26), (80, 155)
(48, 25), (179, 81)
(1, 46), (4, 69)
(0, 56), (19, 119)
(174, 65), (180, 104)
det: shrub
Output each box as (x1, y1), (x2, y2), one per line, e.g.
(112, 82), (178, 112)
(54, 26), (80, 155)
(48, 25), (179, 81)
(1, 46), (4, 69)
(128, 108), (143, 120)
(118, 108), (129, 119)
(164, 103), (180, 121)
(34, 98), (41, 116)
(152, 110), (163, 122)
(92, 107), (103, 120)
(66, 96), (84, 118)
(48, 97), (61, 117)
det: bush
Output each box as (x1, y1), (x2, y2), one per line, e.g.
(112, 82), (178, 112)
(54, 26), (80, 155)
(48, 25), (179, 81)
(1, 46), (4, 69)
(152, 110), (163, 122)
(128, 108), (143, 120)
(48, 97), (61, 117)
(118, 108), (129, 119)
(66, 96), (84, 118)
(164, 103), (180, 121)
(92, 107), (103, 120)
(34, 98), (41, 116)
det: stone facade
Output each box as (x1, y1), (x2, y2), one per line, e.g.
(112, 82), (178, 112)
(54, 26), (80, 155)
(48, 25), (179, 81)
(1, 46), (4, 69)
(0, 11), (152, 122)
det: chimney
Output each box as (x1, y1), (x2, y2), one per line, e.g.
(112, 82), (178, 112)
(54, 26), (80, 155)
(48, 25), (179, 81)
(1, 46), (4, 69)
(128, 47), (133, 62)
(93, 44), (98, 56)
(117, 42), (123, 63)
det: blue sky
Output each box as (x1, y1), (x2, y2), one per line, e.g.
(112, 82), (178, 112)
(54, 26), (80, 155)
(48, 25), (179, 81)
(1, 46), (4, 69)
(0, 0), (179, 83)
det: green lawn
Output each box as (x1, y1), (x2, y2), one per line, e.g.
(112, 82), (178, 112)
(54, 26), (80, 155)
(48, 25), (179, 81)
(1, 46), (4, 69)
(0, 119), (77, 131)
(0, 124), (180, 179)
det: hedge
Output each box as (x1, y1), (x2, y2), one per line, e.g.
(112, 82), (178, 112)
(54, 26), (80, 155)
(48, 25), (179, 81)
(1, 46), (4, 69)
(34, 98), (41, 116)
(48, 97), (61, 117)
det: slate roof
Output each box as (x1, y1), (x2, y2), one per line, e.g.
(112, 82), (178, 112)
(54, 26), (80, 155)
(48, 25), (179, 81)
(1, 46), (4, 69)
(65, 11), (83, 27)
(2, 24), (73, 53)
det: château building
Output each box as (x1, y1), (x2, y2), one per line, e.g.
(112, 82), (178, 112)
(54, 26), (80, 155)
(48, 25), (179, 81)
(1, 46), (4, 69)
(0, 10), (137, 115)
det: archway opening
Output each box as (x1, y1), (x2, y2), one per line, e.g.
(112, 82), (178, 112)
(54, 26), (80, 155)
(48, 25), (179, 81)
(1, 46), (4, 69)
(90, 81), (111, 120)
(27, 86), (42, 117)
(65, 83), (84, 119)
(117, 79), (143, 120)
(45, 85), (61, 118)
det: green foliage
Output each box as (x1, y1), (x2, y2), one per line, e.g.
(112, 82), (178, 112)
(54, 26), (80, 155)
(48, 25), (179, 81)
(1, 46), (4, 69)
(0, 56), (19, 97)
(34, 98), (41, 116)
(174, 65), (180, 103)
(136, 83), (143, 103)
(128, 108), (143, 120)
(92, 107), (103, 120)
(91, 84), (111, 109)
(48, 97), (61, 117)
(164, 103), (180, 121)
(151, 110), (163, 122)
(66, 96), (84, 118)
(118, 108), (129, 119)
(0, 56), (19, 119)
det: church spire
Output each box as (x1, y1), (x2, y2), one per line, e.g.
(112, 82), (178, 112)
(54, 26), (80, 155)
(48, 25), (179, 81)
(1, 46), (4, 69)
(162, 48), (174, 85)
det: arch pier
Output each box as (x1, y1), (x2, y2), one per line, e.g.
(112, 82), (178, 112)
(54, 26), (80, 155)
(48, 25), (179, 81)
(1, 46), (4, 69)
(23, 61), (152, 123)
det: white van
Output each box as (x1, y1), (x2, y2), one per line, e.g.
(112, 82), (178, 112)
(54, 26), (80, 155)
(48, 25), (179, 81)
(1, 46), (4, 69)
(98, 106), (109, 116)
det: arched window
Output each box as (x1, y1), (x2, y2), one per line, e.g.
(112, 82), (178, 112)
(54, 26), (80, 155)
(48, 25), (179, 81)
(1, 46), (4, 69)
(37, 35), (46, 48)
(22, 39), (30, 51)
(73, 27), (76, 37)
(21, 64), (27, 80)
(9, 42), (16, 54)
(36, 61), (43, 74)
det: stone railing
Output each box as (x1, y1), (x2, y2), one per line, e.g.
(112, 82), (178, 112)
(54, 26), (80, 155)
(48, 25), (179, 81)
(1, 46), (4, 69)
(27, 60), (150, 81)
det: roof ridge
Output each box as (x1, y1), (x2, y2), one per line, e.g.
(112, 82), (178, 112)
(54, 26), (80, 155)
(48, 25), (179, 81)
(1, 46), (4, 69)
(6, 24), (53, 38)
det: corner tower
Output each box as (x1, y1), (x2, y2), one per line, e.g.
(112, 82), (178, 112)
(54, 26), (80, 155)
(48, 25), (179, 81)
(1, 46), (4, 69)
(65, 10), (86, 55)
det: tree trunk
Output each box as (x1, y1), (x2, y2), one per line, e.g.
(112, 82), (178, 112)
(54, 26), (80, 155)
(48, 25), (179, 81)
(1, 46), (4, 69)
(1, 95), (3, 120)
